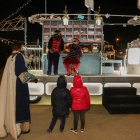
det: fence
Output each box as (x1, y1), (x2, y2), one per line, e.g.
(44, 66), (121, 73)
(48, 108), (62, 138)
(23, 45), (43, 75)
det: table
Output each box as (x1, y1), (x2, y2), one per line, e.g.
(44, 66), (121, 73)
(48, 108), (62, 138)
(101, 60), (122, 75)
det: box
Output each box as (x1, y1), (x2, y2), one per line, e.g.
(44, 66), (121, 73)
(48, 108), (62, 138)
(82, 25), (87, 28)
(96, 40), (101, 43)
(44, 40), (49, 42)
(81, 40), (87, 42)
(44, 33), (49, 35)
(67, 25), (72, 28)
(74, 25), (79, 28)
(96, 33), (101, 35)
(59, 26), (64, 28)
(81, 33), (86, 35)
(88, 39), (94, 42)
(44, 26), (49, 28)
(66, 33), (72, 35)
(52, 26), (57, 28)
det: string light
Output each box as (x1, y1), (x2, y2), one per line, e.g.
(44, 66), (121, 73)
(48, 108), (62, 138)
(123, 24), (126, 27)
(0, 37), (14, 44)
(133, 15), (138, 20)
(2, 0), (32, 22)
(105, 13), (110, 18)
(0, 37), (42, 44)
(29, 13), (140, 27)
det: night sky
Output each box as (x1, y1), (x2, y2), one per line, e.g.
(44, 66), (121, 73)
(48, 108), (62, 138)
(0, 0), (140, 49)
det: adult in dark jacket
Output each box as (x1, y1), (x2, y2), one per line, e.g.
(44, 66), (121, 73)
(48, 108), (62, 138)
(70, 75), (90, 134)
(47, 30), (64, 75)
(47, 75), (72, 133)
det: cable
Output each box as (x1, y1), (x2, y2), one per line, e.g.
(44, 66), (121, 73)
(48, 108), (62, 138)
(2, 0), (32, 22)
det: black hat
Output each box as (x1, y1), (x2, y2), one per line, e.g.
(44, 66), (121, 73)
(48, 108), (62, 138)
(54, 30), (61, 35)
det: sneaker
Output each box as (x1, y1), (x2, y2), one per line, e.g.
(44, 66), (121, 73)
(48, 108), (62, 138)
(47, 129), (52, 133)
(60, 129), (63, 132)
(81, 128), (84, 133)
(71, 128), (78, 134)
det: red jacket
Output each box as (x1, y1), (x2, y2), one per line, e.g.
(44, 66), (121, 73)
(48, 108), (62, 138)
(70, 76), (90, 110)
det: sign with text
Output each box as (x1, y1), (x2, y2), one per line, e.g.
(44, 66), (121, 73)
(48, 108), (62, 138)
(85, 0), (94, 11)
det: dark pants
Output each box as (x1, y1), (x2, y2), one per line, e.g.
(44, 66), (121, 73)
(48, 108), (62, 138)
(47, 51), (60, 74)
(73, 110), (85, 130)
(49, 116), (66, 130)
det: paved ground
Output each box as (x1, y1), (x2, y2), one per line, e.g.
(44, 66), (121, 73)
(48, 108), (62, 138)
(3, 105), (140, 140)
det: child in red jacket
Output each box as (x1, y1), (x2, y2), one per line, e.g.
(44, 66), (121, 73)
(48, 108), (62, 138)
(70, 75), (90, 133)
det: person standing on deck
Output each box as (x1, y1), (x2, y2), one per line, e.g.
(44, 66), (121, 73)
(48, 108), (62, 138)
(47, 30), (64, 75)
(63, 37), (82, 76)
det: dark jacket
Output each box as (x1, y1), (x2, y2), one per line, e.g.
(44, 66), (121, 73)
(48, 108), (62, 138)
(48, 37), (64, 51)
(51, 76), (72, 117)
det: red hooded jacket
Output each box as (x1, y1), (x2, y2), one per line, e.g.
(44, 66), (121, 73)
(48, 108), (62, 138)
(70, 76), (90, 110)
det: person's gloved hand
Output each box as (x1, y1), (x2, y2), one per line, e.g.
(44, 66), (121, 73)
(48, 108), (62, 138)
(73, 50), (81, 55)
(34, 78), (38, 83)
(31, 75), (38, 83)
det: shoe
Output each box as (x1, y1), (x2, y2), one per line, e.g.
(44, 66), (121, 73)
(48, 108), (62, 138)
(54, 73), (58, 76)
(21, 129), (30, 134)
(81, 128), (84, 133)
(71, 128), (78, 134)
(17, 133), (21, 138)
(59, 129), (63, 132)
(47, 129), (52, 133)
(47, 73), (51, 76)
(64, 73), (71, 76)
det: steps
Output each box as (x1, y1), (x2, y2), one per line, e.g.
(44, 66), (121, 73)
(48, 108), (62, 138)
(102, 87), (140, 114)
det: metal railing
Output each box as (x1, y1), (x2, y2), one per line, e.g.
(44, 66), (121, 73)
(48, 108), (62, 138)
(23, 45), (42, 75)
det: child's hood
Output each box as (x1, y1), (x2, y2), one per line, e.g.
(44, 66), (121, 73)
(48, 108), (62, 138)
(57, 75), (67, 88)
(73, 75), (83, 88)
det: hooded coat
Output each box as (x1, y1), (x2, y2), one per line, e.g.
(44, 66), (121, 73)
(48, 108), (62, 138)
(70, 76), (90, 110)
(51, 76), (72, 117)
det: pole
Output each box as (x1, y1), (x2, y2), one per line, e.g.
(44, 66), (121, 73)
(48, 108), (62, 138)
(24, 17), (27, 57)
(37, 37), (39, 45)
(45, 0), (47, 13)
(88, 8), (91, 20)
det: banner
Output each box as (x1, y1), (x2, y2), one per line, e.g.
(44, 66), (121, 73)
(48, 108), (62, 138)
(85, 0), (94, 11)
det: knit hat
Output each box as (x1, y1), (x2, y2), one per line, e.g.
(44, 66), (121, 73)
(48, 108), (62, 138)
(54, 30), (61, 35)
(73, 37), (80, 43)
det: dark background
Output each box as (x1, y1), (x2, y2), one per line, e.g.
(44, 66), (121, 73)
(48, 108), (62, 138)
(0, 0), (140, 60)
